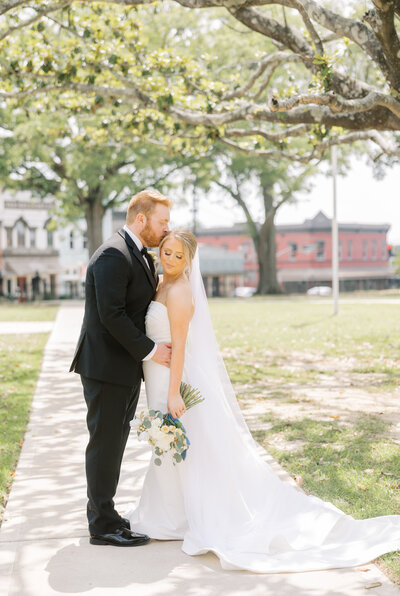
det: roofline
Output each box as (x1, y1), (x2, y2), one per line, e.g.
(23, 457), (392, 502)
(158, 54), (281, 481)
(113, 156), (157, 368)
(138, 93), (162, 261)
(197, 221), (390, 236)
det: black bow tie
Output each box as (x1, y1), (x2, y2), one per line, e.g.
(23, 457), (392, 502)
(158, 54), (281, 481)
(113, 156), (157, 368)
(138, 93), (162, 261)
(141, 246), (156, 276)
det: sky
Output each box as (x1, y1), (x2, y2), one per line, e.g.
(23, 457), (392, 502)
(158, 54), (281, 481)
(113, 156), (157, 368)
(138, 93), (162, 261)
(171, 157), (400, 245)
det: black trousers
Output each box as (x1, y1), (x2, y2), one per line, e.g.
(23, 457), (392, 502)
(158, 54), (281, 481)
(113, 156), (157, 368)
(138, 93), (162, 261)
(81, 375), (141, 535)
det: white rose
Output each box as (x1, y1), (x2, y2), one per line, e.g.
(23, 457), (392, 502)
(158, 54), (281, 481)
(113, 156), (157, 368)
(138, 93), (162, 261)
(138, 431), (149, 442)
(157, 434), (174, 451)
(149, 427), (162, 441)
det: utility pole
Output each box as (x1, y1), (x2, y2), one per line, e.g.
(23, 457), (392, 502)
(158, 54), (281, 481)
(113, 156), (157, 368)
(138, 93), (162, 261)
(192, 191), (198, 236)
(331, 145), (339, 316)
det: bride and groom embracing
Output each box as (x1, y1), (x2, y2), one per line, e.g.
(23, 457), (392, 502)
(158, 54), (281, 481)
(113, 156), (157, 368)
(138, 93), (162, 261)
(71, 189), (400, 573)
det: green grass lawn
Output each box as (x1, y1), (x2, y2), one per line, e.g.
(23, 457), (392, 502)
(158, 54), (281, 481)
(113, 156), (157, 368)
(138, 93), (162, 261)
(0, 302), (60, 322)
(210, 298), (400, 360)
(0, 333), (49, 519)
(209, 298), (400, 583)
(0, 303), (60, 322)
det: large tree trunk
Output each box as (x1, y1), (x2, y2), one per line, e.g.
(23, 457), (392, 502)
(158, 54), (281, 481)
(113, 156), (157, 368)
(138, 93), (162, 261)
(257, 185), (282, 294)
(257, 213), (282, 294)
(84, 197), (105, 257)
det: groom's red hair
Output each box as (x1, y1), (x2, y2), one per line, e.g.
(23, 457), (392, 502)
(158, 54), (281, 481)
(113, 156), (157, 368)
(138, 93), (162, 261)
(126, 189), (172, 224)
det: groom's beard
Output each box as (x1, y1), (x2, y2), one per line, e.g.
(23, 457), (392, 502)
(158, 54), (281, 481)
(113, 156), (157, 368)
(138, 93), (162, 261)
(141, 222), (167, 248)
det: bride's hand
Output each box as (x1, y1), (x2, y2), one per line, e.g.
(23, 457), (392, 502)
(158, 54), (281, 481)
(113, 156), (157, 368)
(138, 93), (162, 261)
(168, 394), (186, 419)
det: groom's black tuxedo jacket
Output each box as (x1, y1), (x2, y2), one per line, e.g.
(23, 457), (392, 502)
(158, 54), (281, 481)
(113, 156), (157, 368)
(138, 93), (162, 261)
(70, 229), (157, 387)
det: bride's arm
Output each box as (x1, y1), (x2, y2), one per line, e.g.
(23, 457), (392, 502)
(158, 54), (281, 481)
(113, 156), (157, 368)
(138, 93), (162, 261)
(166, 283), (194, 418)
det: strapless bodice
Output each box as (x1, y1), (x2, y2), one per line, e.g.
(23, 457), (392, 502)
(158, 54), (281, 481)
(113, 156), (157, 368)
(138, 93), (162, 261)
(145, 301), (171, 343)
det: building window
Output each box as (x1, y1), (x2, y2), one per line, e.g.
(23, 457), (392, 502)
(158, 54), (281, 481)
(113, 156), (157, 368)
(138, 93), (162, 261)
(289, 243), (297, 261)
(45, 219), (55, 248)
(241, 242), (251, 261)
(5, 227), (12, 247)
(83, 232), (88, 250)
(29, 228), (36, 248)
(16, 219), (26, 247)
(339, 240), (342, 261)
(382, 239), (386, 260)
(372, 239), (377, 260)
(69, 230), (74, 250)
(348, 240), (352, 260)
(362, 240), (368, 260)
(316, 240), (325, 261)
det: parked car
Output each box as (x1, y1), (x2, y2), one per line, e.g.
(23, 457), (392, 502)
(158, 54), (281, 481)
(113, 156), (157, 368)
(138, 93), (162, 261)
(231, 286), (257, 298)
(306, 286), (332, 296)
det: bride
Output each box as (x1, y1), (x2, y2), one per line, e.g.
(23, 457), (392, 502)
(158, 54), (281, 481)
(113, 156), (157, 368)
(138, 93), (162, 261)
(127, 229), (400, 573)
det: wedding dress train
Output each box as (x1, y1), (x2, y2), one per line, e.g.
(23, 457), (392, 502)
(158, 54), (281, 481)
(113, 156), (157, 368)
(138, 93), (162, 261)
(127, 246), (400, 572)
(126, 299), (400, 573)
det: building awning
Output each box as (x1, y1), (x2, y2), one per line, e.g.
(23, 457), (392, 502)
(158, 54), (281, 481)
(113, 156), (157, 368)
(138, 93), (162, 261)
(199, 245), (245, 275)
(3, 256), (61, 276)
(277, 266), (394, 283)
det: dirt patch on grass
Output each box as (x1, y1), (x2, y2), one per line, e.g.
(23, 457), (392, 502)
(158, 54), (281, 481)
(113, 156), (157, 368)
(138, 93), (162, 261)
(237, 351), (400, 443)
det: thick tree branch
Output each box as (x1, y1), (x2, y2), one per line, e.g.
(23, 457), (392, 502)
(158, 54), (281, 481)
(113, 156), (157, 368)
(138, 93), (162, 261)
(214, 178), (259, 241)
(172, 0), (392, 83)
(269, 89), (400, 119)
(265, 1), (389, 79)
(363, 1), (400, 91)
(225, 123), (311, 142)
(0, 1), (28, 15)
(290, 0), (324, 56)
(222, 52), (302, 100)
(367, 129), (400, 157)
(231, 6), (313, 59)
(0, 81), (151, 105)
(219, 130), (399, 163)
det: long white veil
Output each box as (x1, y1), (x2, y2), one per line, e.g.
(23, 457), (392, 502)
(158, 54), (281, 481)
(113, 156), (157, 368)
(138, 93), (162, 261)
(185, 248), (264, 458)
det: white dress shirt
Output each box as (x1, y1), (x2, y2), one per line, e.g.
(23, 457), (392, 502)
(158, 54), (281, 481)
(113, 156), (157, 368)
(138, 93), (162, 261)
(123, 225), (157, 361)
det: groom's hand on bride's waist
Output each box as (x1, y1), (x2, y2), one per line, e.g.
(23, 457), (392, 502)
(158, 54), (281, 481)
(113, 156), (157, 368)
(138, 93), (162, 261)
(151, 343), (172, 367)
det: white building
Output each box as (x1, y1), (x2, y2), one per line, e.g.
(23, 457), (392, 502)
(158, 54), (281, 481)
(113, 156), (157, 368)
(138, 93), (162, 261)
(57, 220), (88, 298)
(0, 189), (89, 300)
(0, 190), (60, 300)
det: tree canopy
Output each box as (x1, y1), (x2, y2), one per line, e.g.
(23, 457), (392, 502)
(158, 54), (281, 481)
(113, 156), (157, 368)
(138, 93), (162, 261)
(1, 1), (399, 164)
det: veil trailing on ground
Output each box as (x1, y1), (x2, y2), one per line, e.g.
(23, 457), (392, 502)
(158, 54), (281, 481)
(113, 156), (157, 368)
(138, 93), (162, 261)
(174, 247), (400, 572)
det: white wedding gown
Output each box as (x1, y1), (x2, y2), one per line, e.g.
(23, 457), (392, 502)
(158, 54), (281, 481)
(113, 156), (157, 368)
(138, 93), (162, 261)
(126, 299), (400, 573)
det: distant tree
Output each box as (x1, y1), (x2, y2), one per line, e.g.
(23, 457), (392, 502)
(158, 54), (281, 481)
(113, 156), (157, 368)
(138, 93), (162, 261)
(0, 108), (182, 255)
(182, 149), (314, 293)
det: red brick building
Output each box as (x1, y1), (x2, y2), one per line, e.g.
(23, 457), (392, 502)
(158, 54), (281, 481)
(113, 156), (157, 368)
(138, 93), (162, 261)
(197, 212), (393, 293)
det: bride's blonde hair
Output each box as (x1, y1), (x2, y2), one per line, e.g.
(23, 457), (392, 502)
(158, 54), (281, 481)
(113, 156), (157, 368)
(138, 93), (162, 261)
(159, 229), (197, 278)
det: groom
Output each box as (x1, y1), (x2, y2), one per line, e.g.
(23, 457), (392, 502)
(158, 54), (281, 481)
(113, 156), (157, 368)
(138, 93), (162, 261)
(70, 189), (172, 547)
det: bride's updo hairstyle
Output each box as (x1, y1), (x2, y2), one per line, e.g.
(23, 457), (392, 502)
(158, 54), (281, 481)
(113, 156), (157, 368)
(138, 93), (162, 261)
(159, 229), (197, 279)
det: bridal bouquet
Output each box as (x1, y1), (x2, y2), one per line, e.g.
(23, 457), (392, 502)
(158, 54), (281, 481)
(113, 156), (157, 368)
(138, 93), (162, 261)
(131, 382), (204, 466)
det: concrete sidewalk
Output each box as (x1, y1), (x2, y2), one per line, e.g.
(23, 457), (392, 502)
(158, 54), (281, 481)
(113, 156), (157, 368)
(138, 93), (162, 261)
(0, 304), (399, 596)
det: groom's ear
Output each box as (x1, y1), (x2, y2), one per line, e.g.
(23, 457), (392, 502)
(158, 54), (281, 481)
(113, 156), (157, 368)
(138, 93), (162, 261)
(136, 212), (146, 226)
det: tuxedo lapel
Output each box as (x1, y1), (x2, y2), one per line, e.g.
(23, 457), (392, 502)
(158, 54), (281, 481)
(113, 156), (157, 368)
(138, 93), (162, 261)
(118, 229), (157, 290)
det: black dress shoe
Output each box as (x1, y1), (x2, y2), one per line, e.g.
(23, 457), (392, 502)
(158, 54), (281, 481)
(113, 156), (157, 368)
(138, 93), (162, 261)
(120, 517), (131, 530)
(90, 527), (150, 547)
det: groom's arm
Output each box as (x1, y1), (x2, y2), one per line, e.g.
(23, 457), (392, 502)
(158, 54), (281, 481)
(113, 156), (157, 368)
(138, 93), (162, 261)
(92, 247), (155, 362)
(143, 344), (157, 360)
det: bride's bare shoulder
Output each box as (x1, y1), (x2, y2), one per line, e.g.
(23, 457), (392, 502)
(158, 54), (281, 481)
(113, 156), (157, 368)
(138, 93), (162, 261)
(166, 279), (193, 314)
